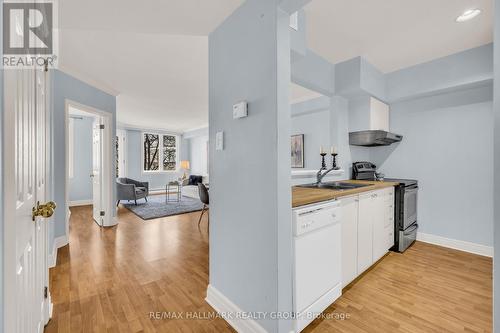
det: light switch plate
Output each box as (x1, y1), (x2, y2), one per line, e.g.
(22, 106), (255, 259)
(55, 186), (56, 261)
(233, 101), (248, 119)
(216, 131), (224, 151)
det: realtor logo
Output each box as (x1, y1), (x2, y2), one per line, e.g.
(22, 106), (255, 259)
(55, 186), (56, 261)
(3, 2), (53, 55)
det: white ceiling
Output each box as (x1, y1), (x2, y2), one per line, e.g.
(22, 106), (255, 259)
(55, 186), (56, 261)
(304, 0), (493, 73)
(58, 0), (493, 132)
(58, 0), (244, 133)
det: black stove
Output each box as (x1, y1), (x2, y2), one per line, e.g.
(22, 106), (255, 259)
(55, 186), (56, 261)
(352, 162), (418, 252)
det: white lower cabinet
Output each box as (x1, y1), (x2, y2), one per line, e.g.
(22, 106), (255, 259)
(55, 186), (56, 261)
(340, 187), (395, 287)
(357, 192), (374, 274)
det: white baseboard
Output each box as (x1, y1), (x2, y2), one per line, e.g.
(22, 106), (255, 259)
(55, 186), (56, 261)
(48, 235), (69, 268)
(417, 232), (493, 257)
(68, 199), (92, 207)
(205, 285), (268, 333)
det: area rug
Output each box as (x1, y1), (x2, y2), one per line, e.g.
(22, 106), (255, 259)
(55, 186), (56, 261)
(123, 195), (204, 220)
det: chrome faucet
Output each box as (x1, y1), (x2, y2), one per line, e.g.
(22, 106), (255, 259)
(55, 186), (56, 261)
(316, 167), (336, 184)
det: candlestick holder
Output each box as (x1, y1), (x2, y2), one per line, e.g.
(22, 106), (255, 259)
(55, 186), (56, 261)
(331, 153), (339, 170)
(320, 153), (327, 169)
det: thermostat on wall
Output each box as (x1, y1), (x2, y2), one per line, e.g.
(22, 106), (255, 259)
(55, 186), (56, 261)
(233, 101), (248, 119)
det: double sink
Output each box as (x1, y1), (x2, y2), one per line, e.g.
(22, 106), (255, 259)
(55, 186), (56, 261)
(297, 181), (373, 191)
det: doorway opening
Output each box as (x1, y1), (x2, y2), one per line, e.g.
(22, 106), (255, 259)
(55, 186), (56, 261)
(65, 100), (115, 231)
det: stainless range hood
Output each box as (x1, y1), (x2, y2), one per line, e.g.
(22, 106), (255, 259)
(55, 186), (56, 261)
(349, 130), (403, 147)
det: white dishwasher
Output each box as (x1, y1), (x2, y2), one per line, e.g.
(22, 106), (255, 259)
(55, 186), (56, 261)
(293, 200), (342, 332)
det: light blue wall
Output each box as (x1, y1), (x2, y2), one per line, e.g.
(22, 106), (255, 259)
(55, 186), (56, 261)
(290, 96), (330, 170)
(125, 130), (183, 191)
(291, 108), (330, 169)
(51, 70), (116, 249)
(68, 116), (93, 202)
(290, 95), (371, 180)
(373, 85), (494, 247)
(209, 1), (292, 331)
(291, 50), (334, 96)
(493, 0), (499, 328)
(386, 44), (493, 102)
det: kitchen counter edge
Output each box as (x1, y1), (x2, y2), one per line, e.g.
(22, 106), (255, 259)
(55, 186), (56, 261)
(292, 180), (400, 208)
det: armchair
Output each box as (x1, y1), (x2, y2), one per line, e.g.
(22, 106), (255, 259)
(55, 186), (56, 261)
(116, 178), (149, 206)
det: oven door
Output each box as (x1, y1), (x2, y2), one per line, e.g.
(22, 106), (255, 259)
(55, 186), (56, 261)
(403, 185), (418, 229)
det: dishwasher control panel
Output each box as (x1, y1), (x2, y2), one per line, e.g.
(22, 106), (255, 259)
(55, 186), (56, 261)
(293, 200), (340, 236)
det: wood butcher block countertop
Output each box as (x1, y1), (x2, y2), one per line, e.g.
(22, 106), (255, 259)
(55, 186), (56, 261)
(292, 180), (400, 208)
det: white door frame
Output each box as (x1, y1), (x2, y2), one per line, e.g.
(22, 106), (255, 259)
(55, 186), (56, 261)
(64, 99), (116, 232)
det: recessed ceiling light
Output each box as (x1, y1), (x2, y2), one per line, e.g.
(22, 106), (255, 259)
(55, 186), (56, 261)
(456, 9), (481, 22)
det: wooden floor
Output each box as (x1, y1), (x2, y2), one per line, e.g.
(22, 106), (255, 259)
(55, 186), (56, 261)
(46, 206), (492, 333)
(303, 242), (492, 333)
(45, 205), (234, 333)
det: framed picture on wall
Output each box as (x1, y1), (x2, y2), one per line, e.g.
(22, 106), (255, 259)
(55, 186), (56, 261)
(291, 134), (304, 168)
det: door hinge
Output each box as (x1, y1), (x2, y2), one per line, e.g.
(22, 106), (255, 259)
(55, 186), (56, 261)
(44, 286), (48, 299)
(100, 211), (105, 216)
(99, 124), (105, 129)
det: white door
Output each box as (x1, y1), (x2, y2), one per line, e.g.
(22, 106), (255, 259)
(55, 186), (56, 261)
(340, 195), (359, 287)
(92, 118), (103, 225)
(4, 66), (52, 332)
(357, 192), (374, 274)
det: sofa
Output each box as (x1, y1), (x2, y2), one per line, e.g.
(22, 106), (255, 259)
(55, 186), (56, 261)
(181, 175), (208, 199)
(116, 178), (149, 205)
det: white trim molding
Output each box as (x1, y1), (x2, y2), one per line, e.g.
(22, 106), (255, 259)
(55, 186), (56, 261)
(205, 285), (268, 333)
(417, 232), (493, 257)
(48, 235), (69, 268)
(68, 199), (93, 207)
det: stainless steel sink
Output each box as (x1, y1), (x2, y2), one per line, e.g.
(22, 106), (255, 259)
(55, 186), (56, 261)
(297, 181), (373, 191)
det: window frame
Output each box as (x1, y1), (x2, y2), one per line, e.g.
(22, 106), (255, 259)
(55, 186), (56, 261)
(141, 131), (180, 173)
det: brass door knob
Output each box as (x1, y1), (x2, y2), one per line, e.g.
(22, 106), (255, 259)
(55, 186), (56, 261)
(32, 201), (57, 221)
